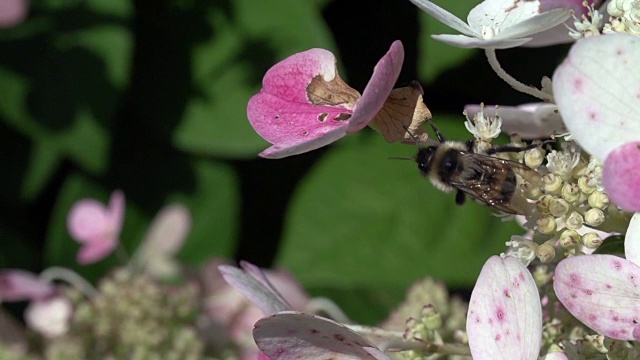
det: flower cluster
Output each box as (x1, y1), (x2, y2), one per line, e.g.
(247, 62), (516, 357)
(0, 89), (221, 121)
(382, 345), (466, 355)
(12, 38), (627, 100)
(239, 0), (640, 359)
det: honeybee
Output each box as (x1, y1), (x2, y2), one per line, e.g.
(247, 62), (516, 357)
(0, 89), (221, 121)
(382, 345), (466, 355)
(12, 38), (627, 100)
(415, 122), (545, 215)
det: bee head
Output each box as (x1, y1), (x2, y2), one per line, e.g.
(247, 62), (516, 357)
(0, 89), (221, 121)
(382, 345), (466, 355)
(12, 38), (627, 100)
(415, 146), (438, 176)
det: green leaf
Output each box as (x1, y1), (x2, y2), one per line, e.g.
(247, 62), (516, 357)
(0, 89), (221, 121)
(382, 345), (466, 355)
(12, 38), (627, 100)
(170, 159), (240, 265)
(276, 117), (521, 296)
(595, 235), (625, 256)
(418, 0), (476, 81)
(173, 0), (336, 159)
(0, 0), (132, 199)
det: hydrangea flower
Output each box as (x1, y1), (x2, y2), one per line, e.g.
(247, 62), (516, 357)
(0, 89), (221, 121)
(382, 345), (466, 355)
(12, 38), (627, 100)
(553, 33), (640, 211)
(66, 190), (125, 265)
(0, 0), (28, 28)
(408, 0), (572, 49)
(467, 255), (542, 359)
(247, 41), (431, 158)
(554, 213), (640, 340)
(464, 103), (565, 139)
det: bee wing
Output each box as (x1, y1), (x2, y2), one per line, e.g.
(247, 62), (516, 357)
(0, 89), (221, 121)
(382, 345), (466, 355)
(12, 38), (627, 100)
(449, 152), (539, 215)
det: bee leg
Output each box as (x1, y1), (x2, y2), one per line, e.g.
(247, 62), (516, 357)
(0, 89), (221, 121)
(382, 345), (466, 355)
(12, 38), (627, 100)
(486, 139), (555, 155)
(427, 120), (447, 143)
(455, 190), (466, 205)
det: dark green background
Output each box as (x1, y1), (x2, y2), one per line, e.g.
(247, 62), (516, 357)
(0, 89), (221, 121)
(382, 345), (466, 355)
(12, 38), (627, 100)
(0, 0), (568, 323)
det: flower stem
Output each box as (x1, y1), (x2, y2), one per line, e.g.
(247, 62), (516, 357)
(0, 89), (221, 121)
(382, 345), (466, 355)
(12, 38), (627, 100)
(484, 48), (552, 102)
(40, 266), (98, 297)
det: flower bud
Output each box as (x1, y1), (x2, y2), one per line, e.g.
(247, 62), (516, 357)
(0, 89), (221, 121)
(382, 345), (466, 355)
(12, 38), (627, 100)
(543, 173), (562, 194)
(525, 148), (545, 169)
(549, 198), (570, 217)
(577, 175), (596, 195)
(584, 208), (605, 227)
(536, 195), (554, 214)
(566, 211), (584, 230)
(537, 215), (557, 235)
(588, 191), (610, 209)
(581, 232), (602, 249)
(422, 304), (442, 330)
(562, 183), (581, 203)
(536, 243), (556, 263)
(523, 183), (542, 200)
(560, 230), (580, 249)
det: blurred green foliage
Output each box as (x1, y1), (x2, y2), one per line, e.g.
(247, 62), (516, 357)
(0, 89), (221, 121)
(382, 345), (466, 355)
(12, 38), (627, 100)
(0, 0), (551, 324)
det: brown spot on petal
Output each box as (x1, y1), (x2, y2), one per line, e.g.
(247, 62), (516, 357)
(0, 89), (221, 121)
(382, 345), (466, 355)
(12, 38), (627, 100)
(317, 113), (328, 122)
(369, 81), (431, 143)
(334, 334), (345, 342)
(301, 131), (309, 136)
(333, 113), (352, 121)
(307, 73), (360, 107)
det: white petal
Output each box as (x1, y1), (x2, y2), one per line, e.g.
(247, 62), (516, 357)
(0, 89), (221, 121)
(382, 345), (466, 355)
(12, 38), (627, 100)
(554, 255), (640, 340)
(553, 33), (640, 160)
(253, 311), (378, 360)
(625, 213), (640, 266)
(219, 262), (292, 315)
(467, 256), (542, 360)
(496, 9), (571, 40)
(409, 0), (477, 37)
(465, 103), (565, 139)
(432, 34), (531, 49)
(468, 0), (541, 33)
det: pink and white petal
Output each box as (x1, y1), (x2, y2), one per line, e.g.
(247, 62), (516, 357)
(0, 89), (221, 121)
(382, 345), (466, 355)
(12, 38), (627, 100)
(554, 255), (640, 340)
(67, 200), (111, 244)
(603, 141), (640, 212)
(496, 9), (571, 41)
(624, 213), (640, 266)
(106, 190), (125, 234)
(259, 124), (348, 159)
(522, 0), (590, 48)
(0, 270), (54, 301)
(553, 33), (640, 160)
(346, 40), (404, 133)
(431, 34), (532, 49)
(253, 311), (378, 360)
(408, 0), (477, 37)
(137, 204), (191, 257)
(0, 0), (27, 28)
(465, 103), (565, 139)
(219, 262), (291, 315)
(363, 347), (394, 360)
(467, 256), (542, 360)
(468, 0), (540, 32)
(76, 237), (117, 265)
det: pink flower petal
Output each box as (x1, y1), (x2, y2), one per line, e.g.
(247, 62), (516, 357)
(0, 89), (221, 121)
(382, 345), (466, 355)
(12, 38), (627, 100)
(253, 311), (378, 360)
(524, 0), (595, 47)
(0, 270), (54, 301)
(0, 0), (28, 28)
(625, 213), (640, 266)
(219, 261), (292, 315)
(346, 40), (404, 133)
(553, 33), (640, 161)
(603, 141), (640, 212)
(247, 48), (357, 158)
(67, 190), (125, 264)
(554, 254), (640, 340)
(467, 256), (542, 360)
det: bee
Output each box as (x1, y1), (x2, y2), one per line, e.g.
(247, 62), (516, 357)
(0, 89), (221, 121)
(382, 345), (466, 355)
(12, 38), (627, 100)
(414, 122), (546, 215)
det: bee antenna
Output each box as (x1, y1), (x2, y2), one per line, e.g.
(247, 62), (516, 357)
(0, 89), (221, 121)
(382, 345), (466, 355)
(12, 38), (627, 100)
(402, 125), (422, 146)
(388, 156), (415, 161)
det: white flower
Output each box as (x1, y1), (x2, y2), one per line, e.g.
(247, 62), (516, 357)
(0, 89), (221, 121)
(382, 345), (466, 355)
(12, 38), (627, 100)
(464, 104), (502, 142)
(409, 0), (571, 49)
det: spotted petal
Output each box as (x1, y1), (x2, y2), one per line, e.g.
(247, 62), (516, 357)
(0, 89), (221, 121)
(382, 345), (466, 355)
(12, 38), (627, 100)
(603, 141), (640, 212)
(253, 311), (380, 360)
(553, 33), (640, 161)
(625, 213), (640, 266)
(467, 256), (542, 360)
(554, 255), (640, 340)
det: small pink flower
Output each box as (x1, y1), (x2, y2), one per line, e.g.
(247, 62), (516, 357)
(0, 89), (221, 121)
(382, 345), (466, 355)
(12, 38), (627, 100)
(247, 41), (406, 159)
(467, 256), (542, 360)
(67, 190), (125, 265)
(0, 270), (54, 301)
(553, 33), (640, 211)
(0, 0), (28, 28)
